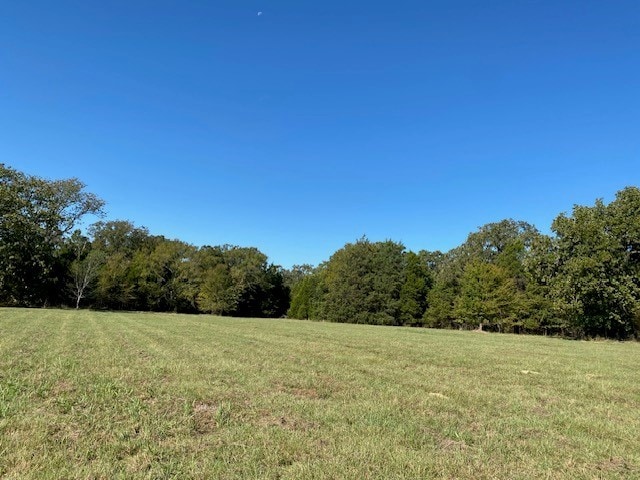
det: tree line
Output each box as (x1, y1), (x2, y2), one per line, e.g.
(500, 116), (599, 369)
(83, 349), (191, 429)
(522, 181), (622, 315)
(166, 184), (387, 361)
(2, 164), (639, 338)
(0, 164), (289, 317)
(289, 193), (640, 339)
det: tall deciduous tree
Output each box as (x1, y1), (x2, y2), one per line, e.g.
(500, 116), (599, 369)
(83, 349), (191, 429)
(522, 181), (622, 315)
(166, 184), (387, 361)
(67, 231), (105, 309)
(90, 221), (152, 310)
(321, 238), (406, 325)
(198, 262), (237, 315)
(193, 245), (289, 317)
(0, 164), (104, 306)
(424, 220), (547, 333)
(540, 188), (640, 338)
(135, 238), (196, 312)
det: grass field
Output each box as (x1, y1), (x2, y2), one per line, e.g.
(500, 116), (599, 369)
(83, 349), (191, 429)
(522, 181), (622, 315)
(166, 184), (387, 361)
(1, 309), (639, 479)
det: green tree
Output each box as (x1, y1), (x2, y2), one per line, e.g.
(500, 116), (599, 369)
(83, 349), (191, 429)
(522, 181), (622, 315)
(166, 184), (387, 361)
(259, 264), (290, 317)
(0, 164), (104, 306)
(283, 264), (315, 290)
(288, 267), (326, 320)
(192, 246), (232, 313)
(67, 231), (105, 309)
(321, 238), (406, 325)
(399, 251), (432, 325)
(198, 263), (237, 314)
(90, 221), (152, 310)
(540, 188), (640, 338)
(423, 250), (462, 329)
(193, 245), (289, 317)
(454, 261), (518, 331)
(462, 219), (539, 264)
(226, 246), (271, 317)
(423, 220), (546, 332)
(135, 238), (196, 312)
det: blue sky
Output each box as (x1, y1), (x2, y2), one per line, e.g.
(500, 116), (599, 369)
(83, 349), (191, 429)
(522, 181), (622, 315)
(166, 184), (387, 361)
(2, 1), (639, 267)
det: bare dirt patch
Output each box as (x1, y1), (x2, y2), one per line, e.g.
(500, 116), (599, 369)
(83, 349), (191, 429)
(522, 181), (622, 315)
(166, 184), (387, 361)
(52, 379), (75, 395)
(595, 457), (635, 473)
(192, 401), (230, 434)
(257, 410), (317, 432)
(291, 387), (319, 399)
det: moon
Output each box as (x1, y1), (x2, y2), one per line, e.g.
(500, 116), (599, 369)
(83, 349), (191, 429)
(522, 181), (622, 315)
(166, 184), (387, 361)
(257, 11), (263, 16)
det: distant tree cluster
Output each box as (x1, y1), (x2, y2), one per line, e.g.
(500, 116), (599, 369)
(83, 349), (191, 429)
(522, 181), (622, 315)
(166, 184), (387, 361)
(2, 163), (639, 338)
(0, 164), (289, 317)
(288, 193), (640, 339)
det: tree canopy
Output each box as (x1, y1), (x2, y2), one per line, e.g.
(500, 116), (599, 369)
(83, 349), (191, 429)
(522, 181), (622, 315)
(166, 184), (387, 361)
(2, 164), (639, 338)
(0, 164), (104, 306)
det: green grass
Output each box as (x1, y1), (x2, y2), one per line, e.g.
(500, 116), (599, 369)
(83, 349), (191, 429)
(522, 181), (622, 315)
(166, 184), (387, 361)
(1, 308), (639, 479)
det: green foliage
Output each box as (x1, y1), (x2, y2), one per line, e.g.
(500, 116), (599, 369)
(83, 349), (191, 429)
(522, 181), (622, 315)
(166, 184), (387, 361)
(399, 251), (432, 325)
(90, 221), (152, 310)
(77, 224), (291, 317)
(259, 264), (290, 317)
(423, 281), (457, 328)
(462, 219), (539, 263)
(68, 231), (106, 308)
(291, 239), (434, 326)
(2, 164), (639, 338)
(282, 264), (314, 290)
(226, 246), (272, 317)
(135, 238), (196, 312)
(320, 238), (406, 325)
(288, 268), (325, 320)
(421, 220), (553, 334)
(454, 261), (518, 331)
(423, 251), (462, 329)
(536, 188), (640, 338)
(198, 263), (237, 314)
(0, 164), (104, 306)
(90, 220), (152, 256)
(192, 245), (288, 317)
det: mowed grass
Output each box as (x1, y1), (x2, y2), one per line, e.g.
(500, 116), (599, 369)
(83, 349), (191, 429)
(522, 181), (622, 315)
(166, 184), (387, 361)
(1, 309), (639, 479)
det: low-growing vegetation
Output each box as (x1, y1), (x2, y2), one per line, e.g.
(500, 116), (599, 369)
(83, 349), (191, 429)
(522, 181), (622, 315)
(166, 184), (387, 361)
(1, 308), (639, 478)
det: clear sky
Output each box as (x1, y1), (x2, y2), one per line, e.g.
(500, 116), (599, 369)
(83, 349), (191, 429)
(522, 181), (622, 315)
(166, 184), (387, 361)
(2, 1), (639, 268)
